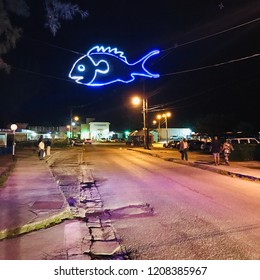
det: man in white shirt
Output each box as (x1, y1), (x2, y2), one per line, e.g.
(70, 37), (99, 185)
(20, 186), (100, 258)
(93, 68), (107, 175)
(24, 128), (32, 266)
(38, 140), (45, 160)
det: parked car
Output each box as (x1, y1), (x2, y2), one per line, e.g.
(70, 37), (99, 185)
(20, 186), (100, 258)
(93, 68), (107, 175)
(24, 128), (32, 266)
(84, 138), (92, 144)
(163, 140), (179, 148)
(229, 138), (260, 145)
(201, 142), (212, 153)
(70, 138), (84, 146)
(187, 140), (204, 151)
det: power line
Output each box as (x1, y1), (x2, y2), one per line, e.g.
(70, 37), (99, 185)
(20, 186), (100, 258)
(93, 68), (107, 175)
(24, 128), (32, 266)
(161, 53), (260, 77)
(27, 37), (84, 55)
(161, 17), (260, 53)
(11, 17), (260, 85)
(11, 65), (74, 83)
(148, 71), (260, 113)
(26, 16), (260, 59)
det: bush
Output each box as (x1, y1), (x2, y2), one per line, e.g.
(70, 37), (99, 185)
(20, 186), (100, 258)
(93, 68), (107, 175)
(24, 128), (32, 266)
(52, 139), (68, 148)
(16, 141), (38, 148)
(0, 147), (12, 155)
(230, 144), (260, 161)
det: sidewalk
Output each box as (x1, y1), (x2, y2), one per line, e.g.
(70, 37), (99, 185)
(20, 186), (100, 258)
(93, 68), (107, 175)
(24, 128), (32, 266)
(128, 146), (260, 183)
(0, 150), (72, 240)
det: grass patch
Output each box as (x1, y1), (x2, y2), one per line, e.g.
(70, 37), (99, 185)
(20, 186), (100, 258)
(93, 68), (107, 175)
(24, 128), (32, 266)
(0, 163), (15, 188)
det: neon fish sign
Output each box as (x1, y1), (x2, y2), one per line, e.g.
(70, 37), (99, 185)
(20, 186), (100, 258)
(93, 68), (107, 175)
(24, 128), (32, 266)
(68, 46), (160, 86)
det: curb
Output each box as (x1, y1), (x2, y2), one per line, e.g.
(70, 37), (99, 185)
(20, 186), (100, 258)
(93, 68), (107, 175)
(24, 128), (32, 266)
(0, 207), (73, 240)
(128, 148), (260, 183)
(166, 158), (260, 183)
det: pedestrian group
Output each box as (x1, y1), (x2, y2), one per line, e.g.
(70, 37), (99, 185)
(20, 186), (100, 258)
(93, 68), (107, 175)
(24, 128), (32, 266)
(210, 136), (234, 165)
(37, 136), (51, 160)
(178, 136), (234, 165)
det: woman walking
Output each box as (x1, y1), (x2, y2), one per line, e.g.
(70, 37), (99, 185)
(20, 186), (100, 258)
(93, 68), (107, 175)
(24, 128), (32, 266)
(222, 139), (234, 165)
(179, 138), (189, 161)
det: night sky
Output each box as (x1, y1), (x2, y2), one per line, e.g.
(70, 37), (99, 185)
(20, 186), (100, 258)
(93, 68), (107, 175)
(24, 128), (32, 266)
(1, 0), (259, 132)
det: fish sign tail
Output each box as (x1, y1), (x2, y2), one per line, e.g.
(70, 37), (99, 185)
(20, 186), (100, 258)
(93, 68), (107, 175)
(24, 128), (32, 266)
(133, 50), (160, 79)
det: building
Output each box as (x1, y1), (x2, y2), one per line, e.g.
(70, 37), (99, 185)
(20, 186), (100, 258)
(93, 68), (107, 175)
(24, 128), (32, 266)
(0, 118), (112, 143)
(81, 122), (110, 141)
(156, 128), (192, 142)
(0, 132), (7, 147)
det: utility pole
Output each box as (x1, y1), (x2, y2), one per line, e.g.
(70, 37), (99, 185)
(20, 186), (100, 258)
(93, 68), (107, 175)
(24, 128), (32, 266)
(142, 81), (150, 149)
(10, 124), (17, 161)
(70, 107), (73, 138)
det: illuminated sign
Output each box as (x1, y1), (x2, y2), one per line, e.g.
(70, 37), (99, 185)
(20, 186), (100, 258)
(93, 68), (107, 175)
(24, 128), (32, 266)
(68, 46), (160, 86)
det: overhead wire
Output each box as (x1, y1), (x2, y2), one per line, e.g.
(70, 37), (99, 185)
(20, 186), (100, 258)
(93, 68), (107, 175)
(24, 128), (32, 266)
(145, 16), (260, 102)
(162, 17), (260, 52)
(10, 65), (75, 83)
(9, 16), (260, 85)
(160, 53), (260, 77)
(27, 37), (84, 56)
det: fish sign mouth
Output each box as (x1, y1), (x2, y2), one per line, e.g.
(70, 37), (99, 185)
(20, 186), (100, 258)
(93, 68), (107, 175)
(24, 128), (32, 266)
(70, 75), (83, 83)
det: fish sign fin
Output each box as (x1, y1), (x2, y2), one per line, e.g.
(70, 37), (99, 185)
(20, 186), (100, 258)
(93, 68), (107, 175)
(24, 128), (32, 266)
(87, 46), (127, 62)
(132, 49), (160, 78)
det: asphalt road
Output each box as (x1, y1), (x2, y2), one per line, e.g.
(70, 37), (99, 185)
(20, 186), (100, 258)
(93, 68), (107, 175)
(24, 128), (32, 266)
(84, 144), (260, 259)
(1, 144), (260, 260)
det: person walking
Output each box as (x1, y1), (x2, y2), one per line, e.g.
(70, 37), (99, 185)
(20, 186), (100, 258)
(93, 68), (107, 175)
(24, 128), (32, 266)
(46, 138), (51, 156)
(222, 139), (234, 165)
(179, 138), (189, 161)
(38, 139), (45, 160)
(211, 136), (221, 165)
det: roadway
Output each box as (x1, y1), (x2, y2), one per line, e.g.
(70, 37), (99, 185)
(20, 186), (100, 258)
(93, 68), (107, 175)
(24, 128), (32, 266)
(0, 144), (259, 259)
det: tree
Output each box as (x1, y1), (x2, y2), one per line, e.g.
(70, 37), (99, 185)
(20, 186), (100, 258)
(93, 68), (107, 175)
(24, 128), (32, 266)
(0, 0), (88, 72)
(195, 113), (237, 136)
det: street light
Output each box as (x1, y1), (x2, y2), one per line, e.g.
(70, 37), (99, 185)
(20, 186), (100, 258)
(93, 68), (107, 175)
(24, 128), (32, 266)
(70, 115), (79, 138)
(131, 96), (149, 149)
(152, 118), (161, 142)
(156, 114), (162, 141)
(162, 112), (171, 144)
(10, 123), (17, 161)
(132, 96), (142, 106)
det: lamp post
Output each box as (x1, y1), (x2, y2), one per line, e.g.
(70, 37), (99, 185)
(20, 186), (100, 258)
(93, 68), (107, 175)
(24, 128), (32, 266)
(70, 115), (79, 138)
(70, 107), (73, 138)
(156, 114), (162, 141)
(143, 97), (149, 149)
(10, 124), (17, 161)
(162, 112), (171, 144)
(132, 96), (149, 149)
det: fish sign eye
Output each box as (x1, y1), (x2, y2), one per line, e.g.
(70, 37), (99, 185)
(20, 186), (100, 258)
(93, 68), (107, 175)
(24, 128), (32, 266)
(77, 64), (85, 72)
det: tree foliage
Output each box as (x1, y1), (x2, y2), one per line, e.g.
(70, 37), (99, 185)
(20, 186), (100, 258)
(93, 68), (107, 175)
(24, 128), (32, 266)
(44, 0), (88, 36)
(0, 0), (88, 72)
(195, 113), (237, 136)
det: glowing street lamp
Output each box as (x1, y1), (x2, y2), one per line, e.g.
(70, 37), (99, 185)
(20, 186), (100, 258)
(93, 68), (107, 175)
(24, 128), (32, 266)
(70, 115), (80, 138)
(131, 96), (149, 149)
(156, 114), (162, 141)
(162, 112), (171, 144)
(132, 96), (142, 106)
